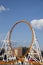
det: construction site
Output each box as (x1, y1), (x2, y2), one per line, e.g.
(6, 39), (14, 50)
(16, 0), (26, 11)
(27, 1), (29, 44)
(0, 20), (43, 65)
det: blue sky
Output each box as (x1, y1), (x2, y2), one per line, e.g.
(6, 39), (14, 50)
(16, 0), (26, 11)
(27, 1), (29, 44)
(0, 0), (43, 50)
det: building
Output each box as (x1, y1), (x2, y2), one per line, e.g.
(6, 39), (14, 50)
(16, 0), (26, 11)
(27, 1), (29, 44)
(14, 47), (28, 57)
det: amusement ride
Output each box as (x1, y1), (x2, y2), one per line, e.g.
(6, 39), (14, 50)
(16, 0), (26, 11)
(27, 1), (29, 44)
(0, 20), (43, 65)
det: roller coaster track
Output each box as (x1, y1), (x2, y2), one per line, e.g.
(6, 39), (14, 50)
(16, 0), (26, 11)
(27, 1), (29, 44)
(1, 20), (42, 64)
(5, 20), (34, 57)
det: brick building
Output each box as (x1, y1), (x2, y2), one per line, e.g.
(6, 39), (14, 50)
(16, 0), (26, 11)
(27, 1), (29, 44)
(14, 47), (28, 57)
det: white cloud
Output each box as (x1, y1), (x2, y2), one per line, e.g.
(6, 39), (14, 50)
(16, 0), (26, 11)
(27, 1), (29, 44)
(0, 5), (10, 12)
(31, 19), (43, 29)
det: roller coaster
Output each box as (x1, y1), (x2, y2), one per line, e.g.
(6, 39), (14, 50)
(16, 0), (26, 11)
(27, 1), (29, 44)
(0, 20), (43, 65)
